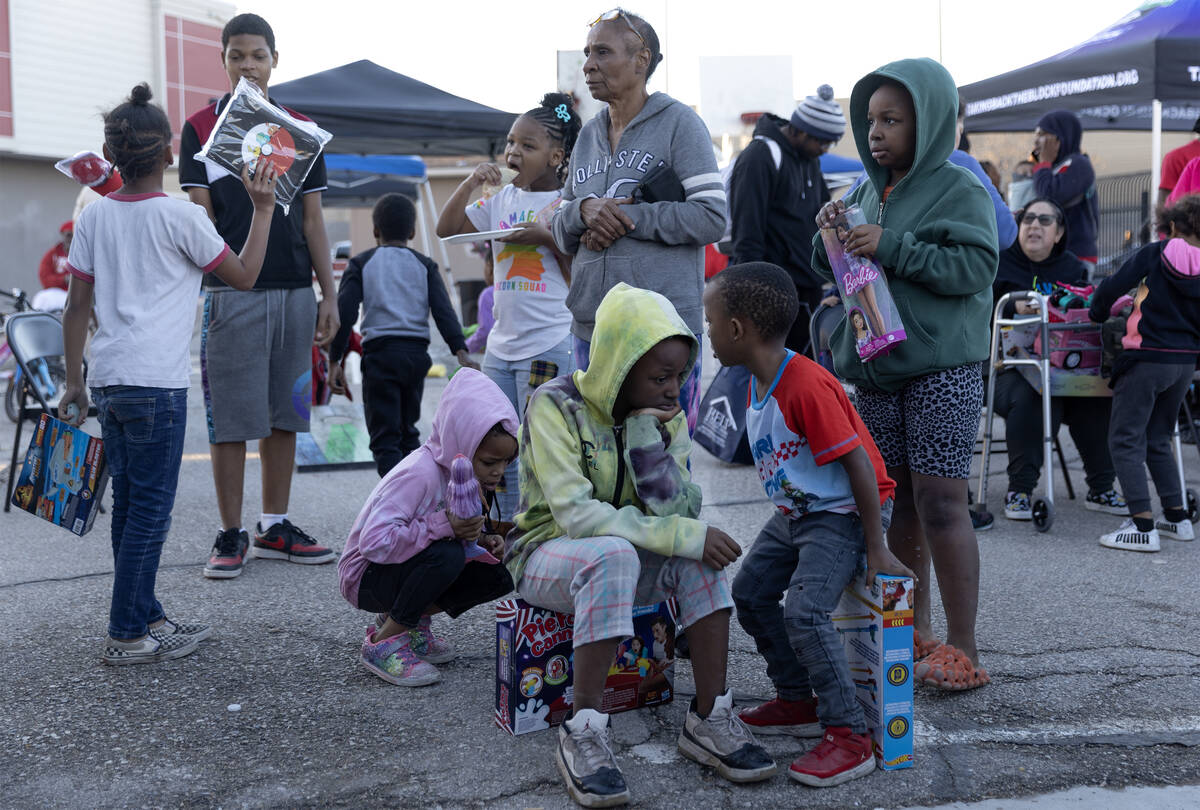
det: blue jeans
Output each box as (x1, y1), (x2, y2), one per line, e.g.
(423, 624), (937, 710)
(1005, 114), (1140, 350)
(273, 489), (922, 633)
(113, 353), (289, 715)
(573, 332), (703, 436)
(732, 504), (893, 733)
(482, 334), (574, 521)
(92, 386), (188, 640)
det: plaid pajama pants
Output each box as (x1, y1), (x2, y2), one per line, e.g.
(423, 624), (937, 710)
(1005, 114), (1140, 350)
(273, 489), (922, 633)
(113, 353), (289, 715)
(517, 535), (732, 645)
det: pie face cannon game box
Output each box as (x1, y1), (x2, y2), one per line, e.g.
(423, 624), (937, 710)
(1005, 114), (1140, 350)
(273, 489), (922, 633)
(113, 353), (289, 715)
(832, 573), (914, 770)
(10, 414), (108, 535)
(495, 598), (677, 736)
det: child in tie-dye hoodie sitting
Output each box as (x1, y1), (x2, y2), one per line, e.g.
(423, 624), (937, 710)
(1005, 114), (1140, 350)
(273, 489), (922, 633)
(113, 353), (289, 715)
(505, 283), (776, 807)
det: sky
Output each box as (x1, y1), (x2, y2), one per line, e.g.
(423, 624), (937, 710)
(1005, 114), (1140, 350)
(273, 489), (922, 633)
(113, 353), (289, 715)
(247, 0), (1144, 116)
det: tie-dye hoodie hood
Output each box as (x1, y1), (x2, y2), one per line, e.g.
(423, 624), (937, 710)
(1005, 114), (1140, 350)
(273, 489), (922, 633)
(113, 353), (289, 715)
(504, 283), (706, 585)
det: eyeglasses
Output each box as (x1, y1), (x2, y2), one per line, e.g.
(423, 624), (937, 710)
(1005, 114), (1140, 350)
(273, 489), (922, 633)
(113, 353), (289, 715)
(1021, 213), (1062, 227)
(589, 8), (648, 51)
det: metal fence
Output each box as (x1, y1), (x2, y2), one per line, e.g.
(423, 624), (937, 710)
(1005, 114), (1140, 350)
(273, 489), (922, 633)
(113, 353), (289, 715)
(1094, 170), (1151, 278)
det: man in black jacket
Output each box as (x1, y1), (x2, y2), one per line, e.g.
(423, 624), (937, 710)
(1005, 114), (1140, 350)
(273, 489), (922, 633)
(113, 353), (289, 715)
(728, 85), (845, 353)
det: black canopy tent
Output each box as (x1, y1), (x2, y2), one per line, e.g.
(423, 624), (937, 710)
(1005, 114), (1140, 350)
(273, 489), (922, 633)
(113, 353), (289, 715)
(270, 59), (517, 157)
(271, 64), (515, 301)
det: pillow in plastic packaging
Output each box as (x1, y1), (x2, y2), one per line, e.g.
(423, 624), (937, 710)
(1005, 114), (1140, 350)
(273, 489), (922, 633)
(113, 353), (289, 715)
(194, 77), (332, 212)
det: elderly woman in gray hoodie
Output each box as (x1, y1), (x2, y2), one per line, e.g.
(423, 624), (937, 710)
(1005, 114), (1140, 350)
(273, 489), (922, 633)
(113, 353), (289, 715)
(551, 9), (726, 433)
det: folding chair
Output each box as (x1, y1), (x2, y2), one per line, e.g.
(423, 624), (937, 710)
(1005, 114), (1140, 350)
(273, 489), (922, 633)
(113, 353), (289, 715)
(809, 300), (845, 373)
(4, 311), (92, 512)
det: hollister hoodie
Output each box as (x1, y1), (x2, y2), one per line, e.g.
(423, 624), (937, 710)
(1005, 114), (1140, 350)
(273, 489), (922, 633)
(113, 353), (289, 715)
(504, 283), (706, 586)
(813, 57), (998, 394)
(551, 92), (726, 341)
(337, 368), (519, 608)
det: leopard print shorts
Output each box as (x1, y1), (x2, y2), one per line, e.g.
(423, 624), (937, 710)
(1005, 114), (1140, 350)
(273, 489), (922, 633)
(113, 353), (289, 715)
(853, 363), (983, 480)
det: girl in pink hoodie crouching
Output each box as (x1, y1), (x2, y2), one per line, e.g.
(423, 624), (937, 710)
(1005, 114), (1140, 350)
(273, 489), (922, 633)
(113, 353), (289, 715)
(338, 368), (519, 685)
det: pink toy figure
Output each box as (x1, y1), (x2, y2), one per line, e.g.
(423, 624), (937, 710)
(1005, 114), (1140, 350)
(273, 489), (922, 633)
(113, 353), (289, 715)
(447, 454), (482, 520)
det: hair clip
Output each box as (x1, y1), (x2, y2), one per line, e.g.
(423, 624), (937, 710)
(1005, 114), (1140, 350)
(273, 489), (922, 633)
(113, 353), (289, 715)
(555, 103), (571, 123)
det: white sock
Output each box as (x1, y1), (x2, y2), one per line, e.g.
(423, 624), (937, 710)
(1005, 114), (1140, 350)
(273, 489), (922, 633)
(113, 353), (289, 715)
(259, 513), (286, 531)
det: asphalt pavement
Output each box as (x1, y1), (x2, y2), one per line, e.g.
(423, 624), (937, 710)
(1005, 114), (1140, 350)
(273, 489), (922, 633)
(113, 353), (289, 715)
(2, 317), (1198, 809)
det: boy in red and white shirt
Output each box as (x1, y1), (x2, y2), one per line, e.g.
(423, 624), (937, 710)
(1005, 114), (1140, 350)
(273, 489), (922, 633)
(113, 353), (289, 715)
(702, 262), (912, 789)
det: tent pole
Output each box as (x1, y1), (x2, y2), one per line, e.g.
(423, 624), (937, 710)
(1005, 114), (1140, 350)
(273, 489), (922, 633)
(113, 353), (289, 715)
(420, 177), (462, 317)
(1151, 98), (1162, 239)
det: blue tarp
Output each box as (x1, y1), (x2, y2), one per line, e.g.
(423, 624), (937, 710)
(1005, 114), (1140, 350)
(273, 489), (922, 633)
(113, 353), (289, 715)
(820, 153), (864, 174)
(323, 154), (426, 178)
(322, 154), (426, 206)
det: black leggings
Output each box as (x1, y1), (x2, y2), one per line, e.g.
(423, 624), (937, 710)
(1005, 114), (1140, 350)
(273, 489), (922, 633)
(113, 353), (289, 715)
(357, 541), (514, 628)
(990, 370), (1115, 495)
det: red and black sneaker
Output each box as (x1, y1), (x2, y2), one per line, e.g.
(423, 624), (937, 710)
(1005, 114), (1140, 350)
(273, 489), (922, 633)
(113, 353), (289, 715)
(204, 528), (250, 579)
(788, 726), (876, 787)
(252, 519), (335, 565)
(737, 696), (822, 738)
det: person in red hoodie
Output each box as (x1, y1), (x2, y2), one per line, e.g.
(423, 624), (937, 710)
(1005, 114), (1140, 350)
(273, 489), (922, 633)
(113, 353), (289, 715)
(38, 222), (73, 291)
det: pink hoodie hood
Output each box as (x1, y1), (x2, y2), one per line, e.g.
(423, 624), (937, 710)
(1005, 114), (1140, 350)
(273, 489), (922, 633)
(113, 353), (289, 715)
(337, 369), (518, 608)
(1163, 237), (1200, 279)
(427, 368), (520, 469)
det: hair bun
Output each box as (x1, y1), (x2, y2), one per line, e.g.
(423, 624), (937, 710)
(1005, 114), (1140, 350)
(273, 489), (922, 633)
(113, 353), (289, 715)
(129, 83), (154, 105)
(540, 92), (572, 110)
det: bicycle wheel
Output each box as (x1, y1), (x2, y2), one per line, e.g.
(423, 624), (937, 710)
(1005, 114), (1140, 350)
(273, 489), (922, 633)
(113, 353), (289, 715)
(5, 375), (19, 422)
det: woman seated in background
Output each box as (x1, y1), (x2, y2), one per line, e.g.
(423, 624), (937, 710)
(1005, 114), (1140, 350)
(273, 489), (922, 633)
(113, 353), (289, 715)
(989, 197), (1126, 521)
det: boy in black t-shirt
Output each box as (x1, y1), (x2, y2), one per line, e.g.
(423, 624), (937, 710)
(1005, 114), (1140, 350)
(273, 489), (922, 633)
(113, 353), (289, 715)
(179, 13), (340, 579)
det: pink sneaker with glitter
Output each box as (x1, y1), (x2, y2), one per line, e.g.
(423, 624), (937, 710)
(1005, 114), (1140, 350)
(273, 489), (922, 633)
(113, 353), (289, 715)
(359, 626), (440, 686)
(409, 615), (455, 664)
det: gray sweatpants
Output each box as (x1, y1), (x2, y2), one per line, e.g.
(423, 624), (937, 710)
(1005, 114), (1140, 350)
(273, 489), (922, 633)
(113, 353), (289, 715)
(1109, 361), (1194, 514)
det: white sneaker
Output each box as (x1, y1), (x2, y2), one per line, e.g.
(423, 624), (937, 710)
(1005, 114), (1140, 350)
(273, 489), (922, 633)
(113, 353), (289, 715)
(1156, 518), (1195, 541)
(1099, 520), (1161, 553)
(677, 690), (777, 783)
(101, 627), (199, 666)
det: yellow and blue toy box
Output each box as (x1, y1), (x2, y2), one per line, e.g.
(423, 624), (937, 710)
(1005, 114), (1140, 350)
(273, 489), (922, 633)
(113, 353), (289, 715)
(832, 573), (914, 770)
(10, 414), (108, 536)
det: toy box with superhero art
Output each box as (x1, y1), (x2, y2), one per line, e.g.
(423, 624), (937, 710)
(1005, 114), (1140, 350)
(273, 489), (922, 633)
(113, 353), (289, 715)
(495, 598), (677, 736)
(832, 573), (914, 770)
(10, 414), (108, 536)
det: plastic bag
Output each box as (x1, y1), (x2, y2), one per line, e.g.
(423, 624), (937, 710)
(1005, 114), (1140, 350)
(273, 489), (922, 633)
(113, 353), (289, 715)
(193, 77), (332, 213)
(54, 151), (122, 195)
(693, 365), (754, 465)
(820, 204), (907, 362)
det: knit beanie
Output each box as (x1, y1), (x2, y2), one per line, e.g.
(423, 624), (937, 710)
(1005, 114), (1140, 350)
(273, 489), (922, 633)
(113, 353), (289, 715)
(791, 85), (846, 142)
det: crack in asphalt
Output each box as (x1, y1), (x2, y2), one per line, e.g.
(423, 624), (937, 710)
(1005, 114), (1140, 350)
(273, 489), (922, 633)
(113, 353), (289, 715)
(0, 561), (202, 588)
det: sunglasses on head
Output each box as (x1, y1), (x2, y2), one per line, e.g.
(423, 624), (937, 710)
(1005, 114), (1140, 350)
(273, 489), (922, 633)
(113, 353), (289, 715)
(589, 8), (648, 50)
(1021, 212), (1062, 226)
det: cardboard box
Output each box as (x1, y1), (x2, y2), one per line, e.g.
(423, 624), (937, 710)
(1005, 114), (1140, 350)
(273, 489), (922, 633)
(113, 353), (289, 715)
(832, 573), (914, 770)
(495, 598), (677, 736)
(10, 414), (108, 536)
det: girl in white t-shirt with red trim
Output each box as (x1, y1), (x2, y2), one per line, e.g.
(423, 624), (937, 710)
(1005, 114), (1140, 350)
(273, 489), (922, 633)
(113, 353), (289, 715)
(58, 83), (278, 666)
(437, 92), (582, 520)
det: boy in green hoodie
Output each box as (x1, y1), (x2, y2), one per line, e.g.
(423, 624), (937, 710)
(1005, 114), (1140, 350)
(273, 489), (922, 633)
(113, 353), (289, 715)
(506, 282), (775, 807)
(813, 58), (998, 691)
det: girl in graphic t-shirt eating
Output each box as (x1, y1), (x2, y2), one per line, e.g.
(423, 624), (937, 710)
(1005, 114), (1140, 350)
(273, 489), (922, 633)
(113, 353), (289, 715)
(436, 92), (583, 521)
